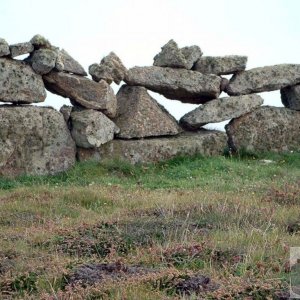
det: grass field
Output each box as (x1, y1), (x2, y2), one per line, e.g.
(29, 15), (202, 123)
(0, 152), (299, 299)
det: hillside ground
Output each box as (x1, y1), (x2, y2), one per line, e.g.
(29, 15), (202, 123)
(0, 151), (299, 299)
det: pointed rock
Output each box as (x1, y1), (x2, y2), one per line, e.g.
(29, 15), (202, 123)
(9, 42), (34, 57)
(226, 106), (300, 153)
(0, 38), (10, 56)
(124, 66), (221, 103)
(89, 52), (127, 84)
(0, 58), (46, 103)
(114, 85), (180, 138)
(71, 109), (119, 148)
(153, 40), (202, 70)
(194, 55), (247, 75)
(59, 49), (87, 76)
(226, 64), (300, 95)
(43, 72), (117, 118)
(281, 84), (300, 110)
(180, 94), (263, 129)
(77, 130), (227, 165)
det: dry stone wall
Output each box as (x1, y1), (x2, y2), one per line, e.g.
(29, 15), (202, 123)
(0, 36), (299, 176)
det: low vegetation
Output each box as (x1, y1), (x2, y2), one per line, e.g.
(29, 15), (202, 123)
(0, 151), (299, 299)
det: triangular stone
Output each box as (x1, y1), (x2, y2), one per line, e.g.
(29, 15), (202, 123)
(113, 85), (180, 139)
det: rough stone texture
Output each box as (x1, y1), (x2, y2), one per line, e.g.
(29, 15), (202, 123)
(193, 55), (247, 75)
(0, 58), (46, 103)
(226, 106), (300, 153)
(77, 130), (227, 164)
(9, 42), (34, 58)
(89, 52), (127, 84)
(153, 40), (202, 70)
(226, 64), (300, 96)
(114, 85), (180, 138)
(31, 48), (57, 75)
(43, 72), (117, 118)
(0, 106), (76, 176)
(180, 94), (263, 129)
(281, 84), (300, 110)
(30, 34), (52, 49)
(71, 109), (119, 148)
(125, 66), (221, 103)
(59, 105), (73, 124)
(59, 49), (87, 76)
(0, 38), (10, 56)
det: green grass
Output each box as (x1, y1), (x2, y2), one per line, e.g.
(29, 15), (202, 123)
(0, 152), (299, 299)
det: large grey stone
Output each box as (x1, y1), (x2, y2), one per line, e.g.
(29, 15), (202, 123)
(193, 55), (247, 75)
(71, 109), (119, 149)
(124, 66), (221, 104)
(31, 48), (57, 75)
(59, 49), (87, 76)
(0, 106), (76, 176)
(43, 72), (117, 118)
(0, 58), (46, 103)
(180, 94), (263, 129)
(9, 42), (34, 58)
(153, 40), (202, 70)
(226, 64), (300, 96)
(114, 85), (180, 138)
(89, 52), (127, 84)
(281, 84), (300, 110)
(226, 106), (300, 153)
(0, 38), (10, 56)
(77, 130), (227, 164)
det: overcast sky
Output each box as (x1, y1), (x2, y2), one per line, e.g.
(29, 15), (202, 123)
(1, 0), (299, 130)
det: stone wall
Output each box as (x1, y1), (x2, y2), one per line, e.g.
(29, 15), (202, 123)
(0, 36), (299, 176)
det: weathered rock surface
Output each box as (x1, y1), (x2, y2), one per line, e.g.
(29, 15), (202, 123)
(153, 40), (202, 69)
(125, 66), (221, 103)
(43, 72), (117, 118)
(31, 48), (57, 74)
(59, 105), (73, 124)
(193, 55), (247, 75)
(180, 94), (263, 129)
(9, 42), (34, 57)
(114, 85), (180, 138)
(30, 34), (52, 49)
(226, 64), (300, 96)
(77, 130), (227, 164)
(226, 106), (300, 153)
(59, 49), (87, 76)
(281, 84), (300, 110)
(0, 38), (10, 56)
(89, 52), (127, 84)
(0, 106), (76, 176)
(71, 109), (119, 148)
(0, 58), (46, 103)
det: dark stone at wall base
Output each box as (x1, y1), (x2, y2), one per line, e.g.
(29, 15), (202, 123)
(77, 130), (227, 164)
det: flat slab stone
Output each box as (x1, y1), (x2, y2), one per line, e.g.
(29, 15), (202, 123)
(77, 130), (227, 164)
(281, 84), (300, 110)
(9, 42), (34, 58)
(71, 109), (119, 148)
(193, 55), (247, 75)
(43, 72), (117, 118)
(226, 106), (300, 153)
(0, 106), (76, 176)
(124, 66), (221, 104)
(0, 58), (46, 104)
(114, 85), (180, 138)
(0, 38), (10, 56)
(180, 94), (263, 129)
(226, 64), (300, 96)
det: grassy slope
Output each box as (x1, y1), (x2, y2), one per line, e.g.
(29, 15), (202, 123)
(0, 152), (299, 299)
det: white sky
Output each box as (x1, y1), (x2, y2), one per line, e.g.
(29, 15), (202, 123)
(1, 0), (300, 130)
